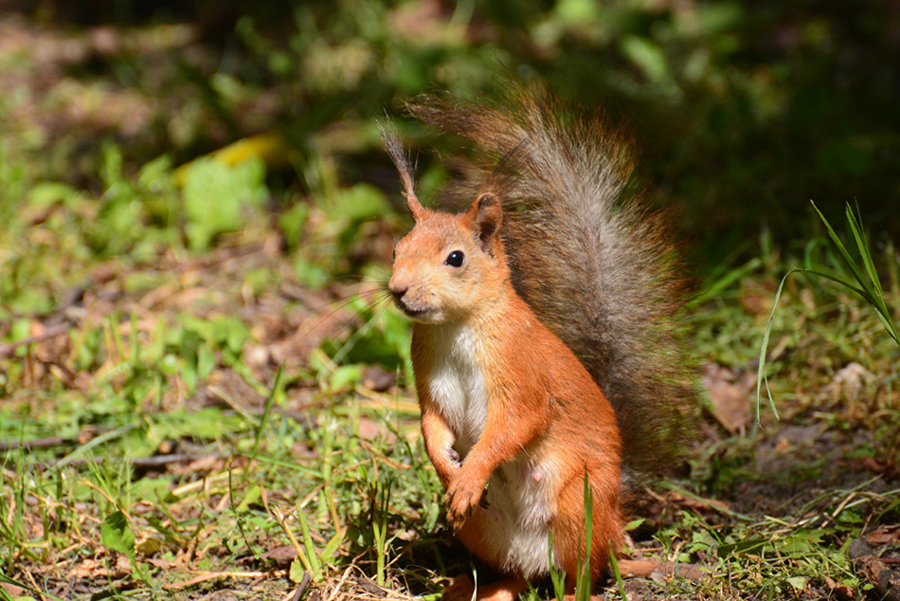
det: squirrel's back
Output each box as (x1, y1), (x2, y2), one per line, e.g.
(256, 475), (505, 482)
(406, 81), (695, 474)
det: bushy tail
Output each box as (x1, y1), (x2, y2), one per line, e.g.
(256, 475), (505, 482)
(406, 81), (695, 474)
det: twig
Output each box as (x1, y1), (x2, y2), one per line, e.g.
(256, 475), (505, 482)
(131, 453), (222, 468)
(0, 436), (66, 452)
(2, 452), (222, 471)
(290, 572), (312, 601)
(616, 557), (706, 581)
(163, 570), (278, 590)
(324, 565), (354, 601)
(0, 323), (73, 358)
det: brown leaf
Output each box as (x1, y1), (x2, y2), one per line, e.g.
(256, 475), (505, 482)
(0, 582), (25, 598)
(857, 457), (900, 476)
(666, 491), (731, 514)
(701, 363), (754, 433)
(362, 366), (396, 393)
(866, 525), (900, 546)
(825, 576), (857, 600)
(260, 544), (298, 567)
(357, 417), (397, 444)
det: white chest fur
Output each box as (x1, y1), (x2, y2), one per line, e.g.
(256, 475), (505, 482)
(424, 323), (557, 578)
(426, 323), (488, 454)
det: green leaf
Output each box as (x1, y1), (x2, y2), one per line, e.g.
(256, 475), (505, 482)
(691, 257), (763, 307)
(811, 202), (869, 293)
(278, 203), (309, 249)
(326, 182), (387, 223)
(608, 550), (627, 601)
(320, 528), (344, 563)
(697, 2), (744, 34)
(620, 35), (670, 83)
(296, 509), (322, 580)
(717, 537), (767, 558)
(548, 528), (565, 601)
(28, 181), (81, 207)
(137, 154), (174, 189)
(289, 557), (306, 584)
(100, 510), (135, 557)
(555, 0), (601, 23)
(576, 471), (594, 601)
(294, 258), (331, 289)
(181, 156), (269, 250)
(755, 267), (796, 421)
(624, 518), (645, 531)
(328, 365), (364, 392)
(236, 485), (262, 512)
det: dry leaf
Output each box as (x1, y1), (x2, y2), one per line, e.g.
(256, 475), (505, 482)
(701, 363), (754, 433)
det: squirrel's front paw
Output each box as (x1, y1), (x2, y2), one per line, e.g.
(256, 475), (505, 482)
(444, 473), (484, 529)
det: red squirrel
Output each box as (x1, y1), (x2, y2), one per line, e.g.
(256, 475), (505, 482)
(384, 82), (694, 601)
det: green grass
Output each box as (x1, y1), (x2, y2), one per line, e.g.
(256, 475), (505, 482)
(0, 132), (441, 598)
(757, 202), (900, 421)
(3, 126), (898, 601)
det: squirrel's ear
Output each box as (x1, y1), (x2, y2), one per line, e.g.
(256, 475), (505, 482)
(467, 193), (503, 255)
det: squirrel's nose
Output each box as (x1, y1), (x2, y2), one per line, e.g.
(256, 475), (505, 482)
(388, 278), (408, 301)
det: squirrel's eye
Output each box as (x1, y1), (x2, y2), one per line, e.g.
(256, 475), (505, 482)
(445, 250), (465, 267)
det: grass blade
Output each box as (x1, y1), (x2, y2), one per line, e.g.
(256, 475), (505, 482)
(812, 201), (899, 345)
(296, 508), (322, 580)
(846, 203), (883, 297)
(576, 470), (594, 601)
(608, 550), (628, 601)
(252, 363), (283, 457)
(760, 203), (899, 419)
(548, 528), (566, 601)
(755, 268), (798, 421)
(0, 571), (66, 601)
(810, 201), (868, 289)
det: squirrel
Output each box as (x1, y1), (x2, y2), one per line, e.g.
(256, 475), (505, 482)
(382, 81), (695, 601)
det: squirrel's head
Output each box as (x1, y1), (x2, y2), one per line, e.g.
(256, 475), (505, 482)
(389, 193), (508, 324)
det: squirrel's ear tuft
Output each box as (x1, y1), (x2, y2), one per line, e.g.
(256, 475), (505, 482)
(468, 193), (503, 255)
(406, 191), (428, 223)
(379, 122), (428, 222)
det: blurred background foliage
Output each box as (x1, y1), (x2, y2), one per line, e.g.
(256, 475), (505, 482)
(2, 0), (897, 271)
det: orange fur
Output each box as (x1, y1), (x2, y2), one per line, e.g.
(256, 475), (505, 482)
(388, 192), (624, 596)
(381, 80), (695, 600)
